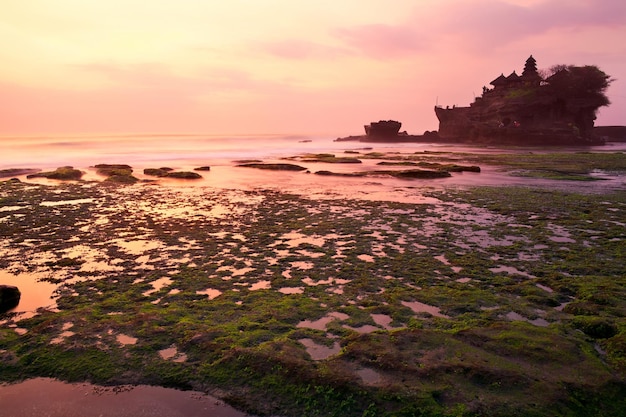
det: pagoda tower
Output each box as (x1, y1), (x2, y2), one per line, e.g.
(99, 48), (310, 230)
(521, 55), (541, 86)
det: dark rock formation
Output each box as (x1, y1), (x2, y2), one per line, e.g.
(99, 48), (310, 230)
(143, 168), (170, 177)
(165, 172), (202, 179)
(92, 164), (138, 183)
(377, 161), (480, 173)
(0, 285), (21, 313)
(314, 169), (451, 179)
(105, 174), (140, 184)
(300, 154), (362, 163)
(365, 120), (402, 138)
(435, 56), (612, 145)
(27, 166), (84, 180)
(594, 126), (626, 142)
(0, 168), (40, 178)
(94, 164), (133, 176)
(236, 163), (307, 171)
(194, 166), (211, 171)
(143, 169), (203, 179)
(335, 130), (440, 143)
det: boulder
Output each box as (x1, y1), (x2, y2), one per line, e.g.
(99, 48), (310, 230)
(0, 285), (21, 313)
(144, 168), (170, 177)
(165, 171), (202, 179)
(27, 166), (84, 180)
(236, 163), (308, 171)
(94, 164), (133, 177)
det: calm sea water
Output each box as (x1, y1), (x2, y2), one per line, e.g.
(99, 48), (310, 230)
(0, 133), (436, 170)
(2, 133), (625, 194)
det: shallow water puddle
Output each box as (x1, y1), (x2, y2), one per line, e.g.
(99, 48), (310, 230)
(505, 311), (549, 327)
(159, 345), (188, 363)
(249, 280), (271, 291)
(0, 378), (249, 417)
(298, 338), (341, 360)
(371, 313), (395, 330)
(0, 205), (29, 212)
(0, 270), (58, 314)
(401, 300), (449, 318)
(40, 198), (94, 207)
(196, 288), (222, 300)
(278, 287), (304, 294)
(143, 277), (173, 296)
(536, 283), (554, 293)
(297, 312), (350, 330)
(111, 238), (163, 255)
(357, 367), (382, 385)
(50, 322), (75, 345)
(357, 254), (375, 262)
(280, 231), (326, 248)
(116, 333), (138, 346)
(343, 324), (380, 334)
(291, 261), (315, 270)
(489, 265), (535, 278)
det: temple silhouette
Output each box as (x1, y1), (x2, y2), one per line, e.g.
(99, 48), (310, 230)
(434, 56), (608, 145)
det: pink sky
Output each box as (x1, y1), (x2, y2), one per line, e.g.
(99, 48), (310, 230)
(1, 0), (624, 136)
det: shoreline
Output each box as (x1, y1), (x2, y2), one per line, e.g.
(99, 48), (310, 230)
(1, 147), (625, 416)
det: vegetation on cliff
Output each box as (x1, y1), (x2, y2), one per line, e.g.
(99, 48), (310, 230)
(436, 56), (613, 145)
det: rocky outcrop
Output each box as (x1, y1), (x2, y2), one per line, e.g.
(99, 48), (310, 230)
(335, 131), (440, 143)
(594, 126), (626, 142)
(143, 168), (203, 179)
(435, 56), (611, 145)
(0, 285), (20, 313)
(314, 168), (452, 179)
(0, 168), (39, 178)
(364, 120), (402, 138)
(236, 163), (307, 171)
(27, 166), (84, 180)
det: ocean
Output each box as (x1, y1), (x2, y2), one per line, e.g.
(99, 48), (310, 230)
(2, 133), (625, 196)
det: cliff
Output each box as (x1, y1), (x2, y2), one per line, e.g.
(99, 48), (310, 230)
(435, 56), (612, 145)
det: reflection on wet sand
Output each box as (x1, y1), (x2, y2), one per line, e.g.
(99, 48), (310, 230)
(0, 378), (248, 417)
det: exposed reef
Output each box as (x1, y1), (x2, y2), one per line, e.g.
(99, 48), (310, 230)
(26, 166), (84, 180)
(236, 163), (308, 171)
(0, 168), (40, 178)
(143, 168), (203, 179)
(335, 130), (440, 143)
(315, 169), (452, 179)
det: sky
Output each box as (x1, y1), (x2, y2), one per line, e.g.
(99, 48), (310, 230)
(1, 0), (625, 136)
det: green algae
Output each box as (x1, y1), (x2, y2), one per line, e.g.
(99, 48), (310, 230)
(26, 166), (84, 180)
(1, 163), (625, 416)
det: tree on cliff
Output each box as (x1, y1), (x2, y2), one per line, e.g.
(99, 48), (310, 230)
(544, 65), (613, 108)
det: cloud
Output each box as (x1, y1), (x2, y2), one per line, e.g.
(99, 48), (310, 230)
(430, 0), (626, 48)
(73, 62), (290, 95)
(258, 39), (348, 60)
(333, 24), (427, 59)
(329, 0), (626, 59)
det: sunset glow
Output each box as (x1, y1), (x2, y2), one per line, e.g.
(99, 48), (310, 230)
(1, 0), (624, 135)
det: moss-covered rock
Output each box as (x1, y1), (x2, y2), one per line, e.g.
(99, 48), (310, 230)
(26, 166), (84, 180)
(94, 164), (133, 177)
(573, 316), (618, 339)
(164, 171), (202, 179)
(143, 168), (170, 177)
(237, 163), (307, 171)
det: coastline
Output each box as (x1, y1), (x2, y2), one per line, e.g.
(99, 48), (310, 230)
(1, 144), (625, 416)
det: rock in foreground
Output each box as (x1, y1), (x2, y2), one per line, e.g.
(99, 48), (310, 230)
(0, 285), (21, 313)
